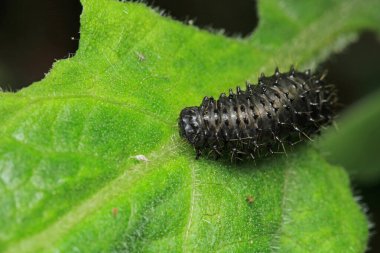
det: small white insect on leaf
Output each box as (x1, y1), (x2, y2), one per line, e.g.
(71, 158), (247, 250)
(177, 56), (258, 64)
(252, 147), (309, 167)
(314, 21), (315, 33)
(130, 154), (149, 162)
(135, 52), (145, 61)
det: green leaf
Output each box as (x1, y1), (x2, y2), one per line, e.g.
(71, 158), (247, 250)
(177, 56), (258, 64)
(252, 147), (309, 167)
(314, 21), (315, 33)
(1, 0), (379, 252)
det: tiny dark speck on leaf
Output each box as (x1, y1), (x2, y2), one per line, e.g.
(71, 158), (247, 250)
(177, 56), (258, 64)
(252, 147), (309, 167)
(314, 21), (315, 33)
(112, 207), (119, 217)
(246, 195), (254, 204)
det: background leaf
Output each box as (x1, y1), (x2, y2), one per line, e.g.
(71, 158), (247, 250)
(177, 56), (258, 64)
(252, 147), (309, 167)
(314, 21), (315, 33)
(1, 0), (379, 252)
(319, 88), (380, 185)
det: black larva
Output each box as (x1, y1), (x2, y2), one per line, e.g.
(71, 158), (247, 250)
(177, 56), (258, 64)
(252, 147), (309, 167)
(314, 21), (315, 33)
(178, 66), (337, 161)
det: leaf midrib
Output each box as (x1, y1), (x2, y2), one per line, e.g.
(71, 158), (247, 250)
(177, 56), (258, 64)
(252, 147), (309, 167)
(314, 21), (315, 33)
(182, 161), (197, 252)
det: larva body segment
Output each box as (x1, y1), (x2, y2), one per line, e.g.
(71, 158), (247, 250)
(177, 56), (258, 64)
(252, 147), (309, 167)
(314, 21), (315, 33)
(178, 67), (337, 161)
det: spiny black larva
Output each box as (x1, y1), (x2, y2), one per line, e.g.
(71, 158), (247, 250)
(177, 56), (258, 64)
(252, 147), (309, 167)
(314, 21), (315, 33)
(178, 66), (338, 161)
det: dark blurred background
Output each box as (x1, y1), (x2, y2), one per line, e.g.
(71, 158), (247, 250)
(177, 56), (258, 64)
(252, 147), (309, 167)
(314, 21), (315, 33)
(0, 0), (379, 251)
(0, 0), (81, 90)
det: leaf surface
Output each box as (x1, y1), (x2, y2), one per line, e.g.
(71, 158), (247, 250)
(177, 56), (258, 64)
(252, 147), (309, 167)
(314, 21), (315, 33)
(1, 0), (379, 252)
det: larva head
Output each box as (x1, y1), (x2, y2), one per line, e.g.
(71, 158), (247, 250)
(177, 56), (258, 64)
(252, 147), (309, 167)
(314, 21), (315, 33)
(178, 107), (200, 144)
